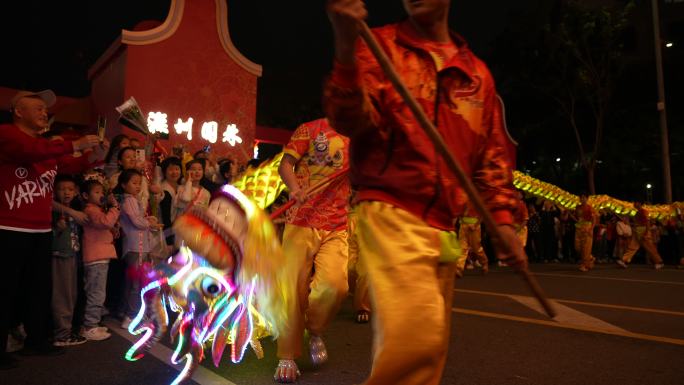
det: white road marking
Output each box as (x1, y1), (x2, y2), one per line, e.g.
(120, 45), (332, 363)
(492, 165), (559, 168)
(106, 320), (236, 385)
(453, 307), (684, 347)
(456, 288), (684, 316)
(509, 295), (628, 333)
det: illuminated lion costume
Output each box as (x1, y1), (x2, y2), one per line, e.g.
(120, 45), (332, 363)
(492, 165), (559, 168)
(125, 184), (289, 385)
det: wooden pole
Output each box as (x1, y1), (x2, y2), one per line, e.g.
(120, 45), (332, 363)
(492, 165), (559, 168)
(359, 23), (556, 318)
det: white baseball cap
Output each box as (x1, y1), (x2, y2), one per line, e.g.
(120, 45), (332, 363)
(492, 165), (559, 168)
(10, 89), (57, 109)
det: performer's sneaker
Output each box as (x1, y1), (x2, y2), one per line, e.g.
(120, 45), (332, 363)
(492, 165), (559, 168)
(309, 335), (328, 366)
(578, 265), (590, 272)
(616, 260), (628, 269)
(654, 263), (664, 270)
(273, 359), (300, 383)
(53, 334), (87, 347)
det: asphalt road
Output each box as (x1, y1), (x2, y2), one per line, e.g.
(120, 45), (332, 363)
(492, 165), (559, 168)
(4, 263), (684, 385)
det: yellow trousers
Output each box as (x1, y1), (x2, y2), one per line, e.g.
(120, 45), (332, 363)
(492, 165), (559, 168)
(276, 224), (349, 359)
(356, 201), (458, 385)
(348, 214), (371, 312)
(459, 222), (488, 267)
(621, 226), (663, 264)
(574, 223), (594, 268)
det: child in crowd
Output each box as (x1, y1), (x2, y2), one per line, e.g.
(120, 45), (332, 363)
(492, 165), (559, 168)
(103, 134), (130, 178)
(173, 159), (211, 219)
(80, 180), (120, 341)
(109, 146), (162, 213)
(51, 175), (86, 347)
(159, 156), (182, 245)
(116, 169), (159, 329)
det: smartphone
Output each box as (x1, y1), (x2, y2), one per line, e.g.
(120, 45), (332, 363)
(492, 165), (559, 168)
(97, 116), (106, 142)
(135, 149), (146, 164)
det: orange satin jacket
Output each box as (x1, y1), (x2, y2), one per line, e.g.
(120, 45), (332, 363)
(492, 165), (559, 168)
(324, 21), (517, 230)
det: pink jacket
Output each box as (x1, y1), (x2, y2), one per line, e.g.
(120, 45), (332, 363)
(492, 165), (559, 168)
(82, 203), (120, 264)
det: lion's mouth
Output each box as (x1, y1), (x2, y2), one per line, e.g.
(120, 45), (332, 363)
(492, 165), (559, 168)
(173, 195), (249, 271)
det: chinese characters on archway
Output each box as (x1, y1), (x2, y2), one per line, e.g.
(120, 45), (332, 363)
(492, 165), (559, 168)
(147, 112), (242, 146)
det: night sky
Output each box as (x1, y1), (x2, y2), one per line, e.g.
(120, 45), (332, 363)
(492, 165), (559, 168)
(0, 1), (681, 199)
(0, 0), (545, 127)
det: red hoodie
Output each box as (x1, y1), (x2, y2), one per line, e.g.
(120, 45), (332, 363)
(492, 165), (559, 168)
(0, 123), (91, 232)
(324, 21), (516, 230)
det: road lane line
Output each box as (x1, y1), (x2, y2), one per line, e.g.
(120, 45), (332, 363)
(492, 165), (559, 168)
(455, 288), (684, 316)
(452, 307), (684, 347)
(509, 295), (627, 332)
(533, 272), (684, 286)
(106, 320), (236, 385)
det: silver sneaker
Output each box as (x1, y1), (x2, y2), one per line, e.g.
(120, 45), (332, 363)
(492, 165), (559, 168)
(309, 335), (328, 366)
(273, 359), (300, 383)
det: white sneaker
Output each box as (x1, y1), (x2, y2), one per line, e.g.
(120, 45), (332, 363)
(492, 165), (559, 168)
(121, 317), (132, 330)
(497, 260), (507, 267)
(81, 327), (111, 341)
(616, 260), (628, 269)
(654, 263), (664, 270)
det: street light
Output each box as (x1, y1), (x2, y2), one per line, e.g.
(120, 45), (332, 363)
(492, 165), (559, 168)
(555, 157), (561, 162)
(646, 183), (653, 203)
(646, 183), (652, 189)
(665, 42), (674, 48)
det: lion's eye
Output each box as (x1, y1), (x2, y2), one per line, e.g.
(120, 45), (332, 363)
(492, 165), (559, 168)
(201, 276), (222, 297)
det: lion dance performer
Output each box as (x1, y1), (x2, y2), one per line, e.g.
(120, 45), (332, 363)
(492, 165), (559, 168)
(273, 118), (351, 383)
(574, 193), (597, 272)
(123, 184), (288, 385)
(459, 205), (489, 274)
(325, 1), (526, 384)
(617, 202), (664, 270)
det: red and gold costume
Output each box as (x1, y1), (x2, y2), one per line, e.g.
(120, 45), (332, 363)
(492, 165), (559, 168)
(575, 201), (596, 271)
(620, 207), (663, 266)
(276, 119), (351, 365)
(325, 21), (516, 385)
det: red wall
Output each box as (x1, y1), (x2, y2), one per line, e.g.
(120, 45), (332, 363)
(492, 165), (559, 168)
(123, 0), (257, 162)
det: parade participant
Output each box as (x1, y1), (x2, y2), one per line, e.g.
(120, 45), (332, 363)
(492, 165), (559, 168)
(617, 202), (664, 269)
(0, 90), (102, 368)
(614, 215), (632, 263)
(324, 1), (526, 384)
(459, 205), (489, 274)
(273, 118), (351, 383)
(574, 194), (597, 272)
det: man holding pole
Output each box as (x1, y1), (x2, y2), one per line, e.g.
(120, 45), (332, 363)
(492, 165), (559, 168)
(325, 1), (527, 384)
(274, 118), (351, 383)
